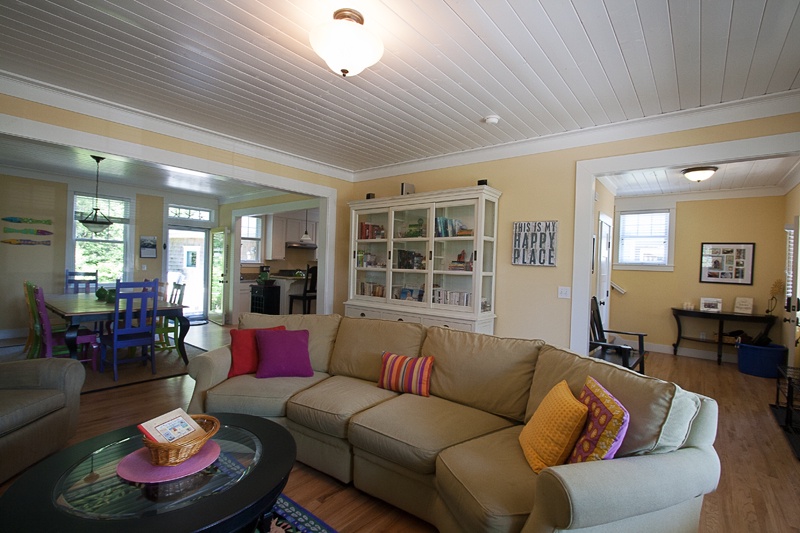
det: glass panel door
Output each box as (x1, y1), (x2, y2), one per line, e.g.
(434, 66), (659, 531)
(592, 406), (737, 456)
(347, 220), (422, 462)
(390, 206), (430, 305)
(354, 211), (388, 299)
(432, 201), (476, 311)
(208, 227), (228, 325)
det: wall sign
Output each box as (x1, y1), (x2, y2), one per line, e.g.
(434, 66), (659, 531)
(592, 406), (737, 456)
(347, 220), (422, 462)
(512, 221), (558, 266)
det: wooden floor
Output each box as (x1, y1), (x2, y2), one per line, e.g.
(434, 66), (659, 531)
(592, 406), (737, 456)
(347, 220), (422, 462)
(3, 322), (800, 532)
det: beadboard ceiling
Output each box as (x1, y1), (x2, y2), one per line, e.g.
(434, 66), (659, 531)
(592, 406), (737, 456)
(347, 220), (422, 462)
(0, 0), (799, 200)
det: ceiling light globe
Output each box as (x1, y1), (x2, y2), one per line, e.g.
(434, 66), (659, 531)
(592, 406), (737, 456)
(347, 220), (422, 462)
(310, 11), (384, 77)
(681, 166), (718, 182)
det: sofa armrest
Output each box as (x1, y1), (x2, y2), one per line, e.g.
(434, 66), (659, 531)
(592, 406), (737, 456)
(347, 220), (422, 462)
(186, 345), (233, 413)
(522, 446), (720, 532)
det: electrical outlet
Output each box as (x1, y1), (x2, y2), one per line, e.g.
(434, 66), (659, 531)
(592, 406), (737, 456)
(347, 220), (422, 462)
(558, 286), (571, 299)
(141, 264), (147, 271)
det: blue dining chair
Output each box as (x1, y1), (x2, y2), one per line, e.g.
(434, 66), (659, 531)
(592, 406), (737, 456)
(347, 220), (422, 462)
(99, 279), (159, 381)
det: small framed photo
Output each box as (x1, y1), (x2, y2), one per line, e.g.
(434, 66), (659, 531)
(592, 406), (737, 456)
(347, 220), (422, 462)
(700, 297), (723, 313)
(700, 242), (754, 285)
(734, 297), (754, 315)
(139, 235), (157, 258)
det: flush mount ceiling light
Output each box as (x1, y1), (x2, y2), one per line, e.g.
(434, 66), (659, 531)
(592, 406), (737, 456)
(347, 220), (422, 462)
(682, 166), (718, 182)
(310, 8), (384, 77)
(80, 155), (113, 234)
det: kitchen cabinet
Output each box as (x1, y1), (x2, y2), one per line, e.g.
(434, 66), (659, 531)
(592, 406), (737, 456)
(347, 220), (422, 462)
(266, 216), (287, 260)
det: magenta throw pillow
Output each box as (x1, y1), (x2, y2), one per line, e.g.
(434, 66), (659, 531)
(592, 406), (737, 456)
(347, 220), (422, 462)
(228, 326), (286, 378)
(569, 376), (629, 463)
(255, 329), (313, 378)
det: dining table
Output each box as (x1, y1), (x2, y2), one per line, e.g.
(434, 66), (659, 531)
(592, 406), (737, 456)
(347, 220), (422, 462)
(45, 293), (190, 365)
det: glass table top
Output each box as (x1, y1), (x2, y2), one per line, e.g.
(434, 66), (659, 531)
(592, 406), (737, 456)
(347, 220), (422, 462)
(53, 424), (262, 520)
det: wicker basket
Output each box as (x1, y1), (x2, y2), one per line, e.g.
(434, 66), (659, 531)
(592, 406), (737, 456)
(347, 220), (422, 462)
(142, 415), (220, 466)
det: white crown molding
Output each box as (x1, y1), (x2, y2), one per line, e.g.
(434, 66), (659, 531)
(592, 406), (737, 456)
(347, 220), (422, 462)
(1, 71), (798, 183)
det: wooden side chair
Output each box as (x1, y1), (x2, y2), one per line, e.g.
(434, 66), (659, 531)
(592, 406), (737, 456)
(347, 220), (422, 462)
(589, 296), (647, 374)
(99, 279), (159, 381)
(155, 282), (186, 352)
(65, 269), (98, 294)
(289, 266), (318, 314)
(33, 285), (98, 370)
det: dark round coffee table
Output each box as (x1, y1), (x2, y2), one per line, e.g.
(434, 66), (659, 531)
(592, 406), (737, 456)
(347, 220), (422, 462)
(0, 413), (295, 532)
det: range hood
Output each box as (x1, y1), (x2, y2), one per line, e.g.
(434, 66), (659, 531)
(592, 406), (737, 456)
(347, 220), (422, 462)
(286, 241), (317, 249)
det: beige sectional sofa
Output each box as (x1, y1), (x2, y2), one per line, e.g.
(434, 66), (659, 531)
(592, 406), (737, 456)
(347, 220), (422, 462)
(187, 313), (720, 533)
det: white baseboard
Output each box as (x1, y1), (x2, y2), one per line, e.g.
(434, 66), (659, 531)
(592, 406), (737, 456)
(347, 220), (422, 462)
(647, 342), (738, 364)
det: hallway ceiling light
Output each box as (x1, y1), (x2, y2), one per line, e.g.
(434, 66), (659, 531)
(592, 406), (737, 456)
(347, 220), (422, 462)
(80, 155), (113, 234)
(310, 8), (384, 77)
(682, 166), (718, 182)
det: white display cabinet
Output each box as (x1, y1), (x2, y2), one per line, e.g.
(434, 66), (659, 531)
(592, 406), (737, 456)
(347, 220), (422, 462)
(345, 185), (500, 334)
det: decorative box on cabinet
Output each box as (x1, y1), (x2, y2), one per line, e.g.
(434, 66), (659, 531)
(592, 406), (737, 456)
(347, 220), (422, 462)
(345, 185), (500, 334)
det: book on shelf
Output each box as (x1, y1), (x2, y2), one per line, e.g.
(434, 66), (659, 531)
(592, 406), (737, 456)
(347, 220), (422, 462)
(137, 407), (205, 444)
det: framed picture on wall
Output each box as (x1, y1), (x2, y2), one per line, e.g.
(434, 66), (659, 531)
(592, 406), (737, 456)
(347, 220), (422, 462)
(699, 242), (754, 285)
(139, 235), (157, 258)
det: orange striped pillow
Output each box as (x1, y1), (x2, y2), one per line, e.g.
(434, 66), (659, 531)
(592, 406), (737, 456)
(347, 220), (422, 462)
(378, 351), (434, 396)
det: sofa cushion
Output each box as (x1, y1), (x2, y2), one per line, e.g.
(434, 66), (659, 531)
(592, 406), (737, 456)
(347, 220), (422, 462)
(228, 326), (285, 378)
(378, 352), (434, 396)
(519, 380), (588, 473)
(329, 317), (427, 382)
(239, 313), (342, 373)
(569, 376), (630, 463)
(205, 372), (329, 417)
(287, 375), (398, 438)
(0, 389), (65, 438)
(349, 394), (514, 475)
(421, 327), (544, 422)
(437, 426), (535, 533)
(527, 345), (701, 457)
(255, 329), (313, 378)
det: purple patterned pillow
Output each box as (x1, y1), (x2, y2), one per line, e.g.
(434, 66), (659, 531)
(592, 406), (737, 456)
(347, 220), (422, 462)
(255, 329), (313, 378)
(569, 376), (629, 463)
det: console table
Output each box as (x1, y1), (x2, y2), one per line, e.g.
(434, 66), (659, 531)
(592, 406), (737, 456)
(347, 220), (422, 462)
(671, 308), (776, 365)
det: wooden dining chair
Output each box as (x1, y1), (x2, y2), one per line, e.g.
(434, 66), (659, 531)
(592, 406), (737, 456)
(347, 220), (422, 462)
(99, 279), (159, 381)
(155, 282), (186, 352)
(65, 269), (99, 294)
(33, 285), (98, 370)
(289, 266), (318, 314)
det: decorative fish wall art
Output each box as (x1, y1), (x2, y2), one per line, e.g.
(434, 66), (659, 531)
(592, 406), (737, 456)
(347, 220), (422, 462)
(3, 228), (53, 236)
(2, 216), (52, 225)
(1, 239), (51, 246)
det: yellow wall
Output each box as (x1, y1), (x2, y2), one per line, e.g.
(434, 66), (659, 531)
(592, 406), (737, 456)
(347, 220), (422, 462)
(133, 194), (164, 282)
(0, 176), (68, 327)
(611, 196), (786, 356)
(2, 92), (799, 348)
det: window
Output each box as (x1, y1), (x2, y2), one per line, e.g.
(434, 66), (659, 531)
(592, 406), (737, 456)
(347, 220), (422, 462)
(241, 215), (262, 262)
(615, 209), (674, 270)
(74, 193), (131, 283)
(169, 205), (211, 222)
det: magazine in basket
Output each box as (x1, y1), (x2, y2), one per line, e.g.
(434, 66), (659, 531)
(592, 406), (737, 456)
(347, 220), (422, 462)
(137, 407), (206, 444)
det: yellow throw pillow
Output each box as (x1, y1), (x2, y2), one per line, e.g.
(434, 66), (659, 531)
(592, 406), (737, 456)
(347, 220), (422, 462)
(519, 380), (589, 473)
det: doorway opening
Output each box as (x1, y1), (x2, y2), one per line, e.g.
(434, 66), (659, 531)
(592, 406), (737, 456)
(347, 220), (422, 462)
(167, 227), (209, 323)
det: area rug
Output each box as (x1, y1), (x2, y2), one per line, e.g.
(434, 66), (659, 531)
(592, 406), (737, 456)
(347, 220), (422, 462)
(769, 404), (800, 460)
(81, 344), (207, 394)
(269, 495), (337, 533)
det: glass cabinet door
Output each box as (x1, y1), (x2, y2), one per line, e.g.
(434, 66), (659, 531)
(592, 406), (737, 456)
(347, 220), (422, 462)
(479, 196), (497, 313)
(432, 200), (477, 311)
(390, 206), (431, 304)
(354, 210), (388, 299)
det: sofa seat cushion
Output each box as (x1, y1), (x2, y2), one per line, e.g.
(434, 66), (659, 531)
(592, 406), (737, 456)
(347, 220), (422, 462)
(437, 426), (535, 532)
(527, 345), (701, 457)
(0, 389), (65, 438)
(287, 375), (398, 439)
(349, 394), (514, 475)
(206, 372), (329, 417)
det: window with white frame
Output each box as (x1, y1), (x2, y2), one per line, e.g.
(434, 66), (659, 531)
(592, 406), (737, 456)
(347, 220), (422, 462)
(169, 205), (212, 222)
(615, 209), (674, 269)
(74, 193), (130, 283)
(240, 215), (262, 262)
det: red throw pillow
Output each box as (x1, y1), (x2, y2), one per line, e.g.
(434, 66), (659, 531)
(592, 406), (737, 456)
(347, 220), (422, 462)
(228, 326), (286, 378)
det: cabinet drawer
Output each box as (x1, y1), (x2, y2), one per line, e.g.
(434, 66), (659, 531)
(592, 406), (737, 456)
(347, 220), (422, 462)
(421, 317), (473, 331)
(345, 306), (383, 319)
(380, 311), (422, 323)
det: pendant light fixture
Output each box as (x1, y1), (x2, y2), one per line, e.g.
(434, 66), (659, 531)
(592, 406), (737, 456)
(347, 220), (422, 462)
(80, 155), (113, 234)
(310, 8), (384, 77)
(300, 210), (312, 242)
(681, 166), (718, 182)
